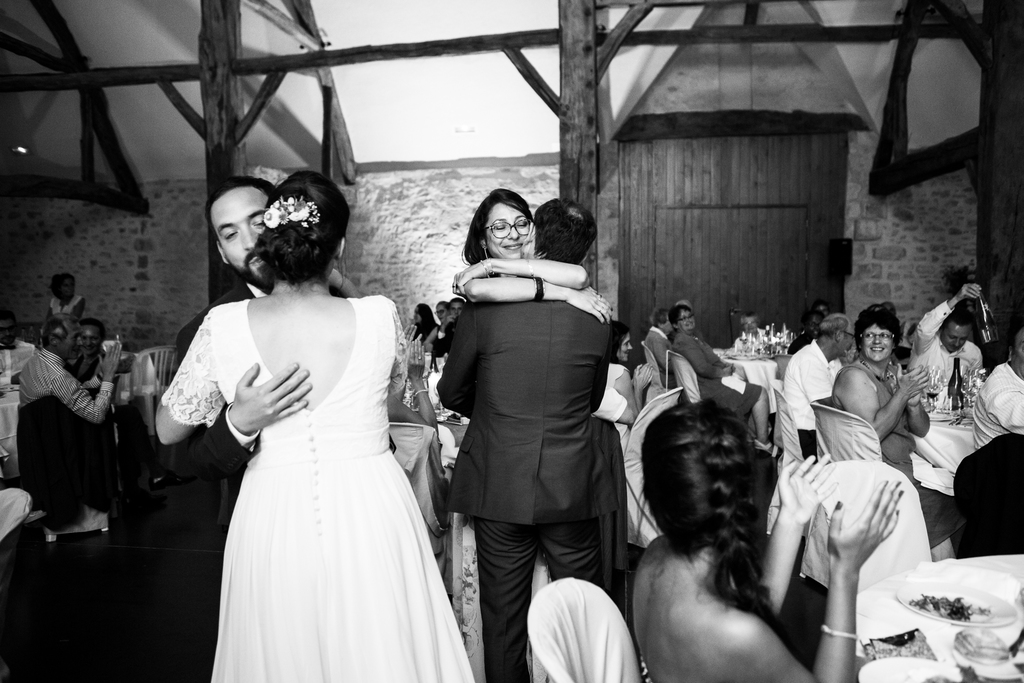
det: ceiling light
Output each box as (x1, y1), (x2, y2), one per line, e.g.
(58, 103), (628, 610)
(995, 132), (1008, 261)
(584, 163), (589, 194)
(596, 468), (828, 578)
(10, 146), (30, 156)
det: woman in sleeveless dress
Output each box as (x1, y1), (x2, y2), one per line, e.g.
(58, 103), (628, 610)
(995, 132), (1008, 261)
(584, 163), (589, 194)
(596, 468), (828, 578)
(156, 171), (473, 683)
(831, 306), (964, 554)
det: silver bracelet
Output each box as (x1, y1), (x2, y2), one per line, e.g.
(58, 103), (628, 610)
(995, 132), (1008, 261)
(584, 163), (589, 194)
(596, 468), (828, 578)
(413, 389), (429, 397)
(820, 624), (857, 640)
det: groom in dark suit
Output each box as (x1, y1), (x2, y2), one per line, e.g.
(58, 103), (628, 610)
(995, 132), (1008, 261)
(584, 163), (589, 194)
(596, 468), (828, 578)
(439, 198), (615, 683)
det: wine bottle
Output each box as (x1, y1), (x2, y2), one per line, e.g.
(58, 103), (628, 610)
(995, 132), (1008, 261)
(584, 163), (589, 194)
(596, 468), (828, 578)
(949, 358), (964, 412)
(974, 294), (999, 344)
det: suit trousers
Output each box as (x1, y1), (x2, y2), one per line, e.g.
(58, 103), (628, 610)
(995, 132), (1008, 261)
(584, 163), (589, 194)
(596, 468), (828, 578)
(474, 516), (602, 683)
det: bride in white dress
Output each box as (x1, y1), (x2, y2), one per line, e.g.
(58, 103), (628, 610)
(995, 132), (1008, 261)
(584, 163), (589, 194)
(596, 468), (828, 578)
(156, 171), (473, 683)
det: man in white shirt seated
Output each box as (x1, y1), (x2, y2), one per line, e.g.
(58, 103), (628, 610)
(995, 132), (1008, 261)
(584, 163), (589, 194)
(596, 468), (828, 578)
(973, 316), (1024, 448)
(783, 313), (854, 457)
(0, 310), (35, 385)
(909, 283), (983, 381)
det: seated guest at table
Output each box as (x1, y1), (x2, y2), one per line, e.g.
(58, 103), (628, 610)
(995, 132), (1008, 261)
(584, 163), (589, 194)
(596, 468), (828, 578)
(733, 311), (760, 347)
(787, 309), (823, 355)
(909, 283), (983, 382)
(811, 298), (831, 318)
(44, 273), (85, 321)
(0, 310), (34, 385)
(669, 304), (770, 449)
(832, 307), (964, 554)
(635, 401), (899, 683)
(68, 317), (195, 500)
(644, 307), (674, 386)
(435, 301), (449, 332)
(432, 297), (464, 358)
(784, 314), (853, 458)
(973, 315), (1024, 448)
(411, 303), (440, 353)
(594, 322), (654, 440)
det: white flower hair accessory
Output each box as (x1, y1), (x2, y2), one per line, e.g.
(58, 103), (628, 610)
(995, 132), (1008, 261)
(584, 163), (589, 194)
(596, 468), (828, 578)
(263, 196), (320, 229)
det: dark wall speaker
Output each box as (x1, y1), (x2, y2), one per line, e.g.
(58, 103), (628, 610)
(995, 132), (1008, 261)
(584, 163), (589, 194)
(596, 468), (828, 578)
(828, 238), (853, 276)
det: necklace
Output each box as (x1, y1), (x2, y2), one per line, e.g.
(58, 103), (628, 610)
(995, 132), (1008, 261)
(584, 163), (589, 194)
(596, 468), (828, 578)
(859, 358), (898, 392)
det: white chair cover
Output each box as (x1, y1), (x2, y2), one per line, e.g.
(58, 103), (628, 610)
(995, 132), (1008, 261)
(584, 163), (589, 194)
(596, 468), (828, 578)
(622, 388), (683, 547)
(774, 354), (793, 382)
(800, 461), (931, 590)
(811, 402), (883, 462)
(133, 345), (177, 434)
(667, 351), (701, 405)
(767, 387), (806, 533)
(528, 578), (641, 683)
(640, 341), (665, 394)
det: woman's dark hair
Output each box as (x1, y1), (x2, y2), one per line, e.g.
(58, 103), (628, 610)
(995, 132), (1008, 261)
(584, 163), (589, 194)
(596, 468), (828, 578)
(78, 317), (106, 339)
(463, 188), (533, 265)
(254, 171), (350, 285)
(611, 321), (630, 364)
(642, 401), (790, 643)
(413, 303), (438, 341)
(854, 306), (902, 348)
(50, 273), (74, 297)
(668, 303), (692, 325)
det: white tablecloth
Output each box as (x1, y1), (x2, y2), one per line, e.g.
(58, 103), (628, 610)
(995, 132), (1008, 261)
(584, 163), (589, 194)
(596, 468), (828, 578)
(0, 389), (19, 479)
(720, 356), (780, 413)
(857, 556), (1024, 672)
(915, 417), (976, 475)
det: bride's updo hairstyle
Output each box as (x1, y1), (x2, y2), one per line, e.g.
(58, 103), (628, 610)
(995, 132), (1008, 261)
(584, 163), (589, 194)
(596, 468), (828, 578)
(643, 401), (788, 640)
(254, 170), (350, 285)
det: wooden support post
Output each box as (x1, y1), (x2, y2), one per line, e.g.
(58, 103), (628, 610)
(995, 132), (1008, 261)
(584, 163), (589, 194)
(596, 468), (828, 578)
(929, 0), (992, 69)
(236, 71), (286, 141)
(595, 2), (652, 81)
(199, 0), (245, 302)
(503, 48), (560, 115)
(156, 80), (206, 138)
(976, 0), (1024, 357)
(321, 84), (333, 177)
(559, 0), (599, 285)
(873, 0), (928, 171)
(80, 90), (94, 183)
(869, 128), (978, 196)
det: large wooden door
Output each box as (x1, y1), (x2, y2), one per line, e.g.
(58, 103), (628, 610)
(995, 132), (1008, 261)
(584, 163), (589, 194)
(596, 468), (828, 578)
(656, 206), (808, 347)
(619, 134), (848, 361)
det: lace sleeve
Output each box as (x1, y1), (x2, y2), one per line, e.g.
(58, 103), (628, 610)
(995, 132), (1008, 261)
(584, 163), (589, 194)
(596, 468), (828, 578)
(389, 301), (408, 396)
(161, 318), (224, 427)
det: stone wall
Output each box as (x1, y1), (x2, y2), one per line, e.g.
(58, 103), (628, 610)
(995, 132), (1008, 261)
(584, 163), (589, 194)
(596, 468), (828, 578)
(2, 166), (625, 351)
(844, 131), (977, 327)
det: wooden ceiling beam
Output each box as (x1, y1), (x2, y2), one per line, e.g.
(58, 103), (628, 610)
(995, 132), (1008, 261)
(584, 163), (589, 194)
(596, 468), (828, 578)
(0, 175), (149, 213)
(596, 1), (653, 81)
(284, 0), (357, 184)
(235, 71), (286, 141)
(744, 3), (760, 25)
(503, 48), (560, 115)
(872, 0), (928, 171)
(242, 0), (320, 51)
(156, 80), (206, 137)
(928, 0), (992, 69)
(869, 127), (978, 195)
(616, 110), (868, 140)
(0, 22), (971, 94)
(0, 31), (72, 72)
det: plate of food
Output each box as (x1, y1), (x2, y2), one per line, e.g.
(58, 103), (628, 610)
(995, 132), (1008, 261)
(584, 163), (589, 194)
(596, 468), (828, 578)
(857, 657), (961, 683)
(896, 583), (1017, 627)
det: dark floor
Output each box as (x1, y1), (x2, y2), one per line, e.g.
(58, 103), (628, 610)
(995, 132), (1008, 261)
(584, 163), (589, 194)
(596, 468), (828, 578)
(1, 450), (827, 683)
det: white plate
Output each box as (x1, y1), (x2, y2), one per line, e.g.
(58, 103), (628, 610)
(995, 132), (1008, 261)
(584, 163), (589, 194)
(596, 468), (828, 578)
(897, 583), (1018, 627)
(858, 657), (961, 683)
(952, 648), (1023, 680)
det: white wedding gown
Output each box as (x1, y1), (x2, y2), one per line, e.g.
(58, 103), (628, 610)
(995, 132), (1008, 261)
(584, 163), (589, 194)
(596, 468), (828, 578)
(163, 296), (473, 683)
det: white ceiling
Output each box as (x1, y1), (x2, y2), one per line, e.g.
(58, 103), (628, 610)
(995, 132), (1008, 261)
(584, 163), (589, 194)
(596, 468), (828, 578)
(0, 0), (982, 182)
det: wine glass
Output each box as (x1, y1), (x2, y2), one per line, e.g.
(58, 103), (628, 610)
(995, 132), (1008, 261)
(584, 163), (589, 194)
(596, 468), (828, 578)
(925, 366), (944, 413)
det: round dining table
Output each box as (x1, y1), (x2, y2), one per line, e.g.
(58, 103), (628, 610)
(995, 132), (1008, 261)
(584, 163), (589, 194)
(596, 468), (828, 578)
(915, 414), (976, 475)
(716, 353), (781, 413)
(856, 555), (1024, 680)
(0, 388), (19, 479)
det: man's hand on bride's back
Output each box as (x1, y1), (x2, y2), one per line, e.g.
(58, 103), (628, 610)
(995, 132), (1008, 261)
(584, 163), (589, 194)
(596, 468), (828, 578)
(230, 363), (313, 436)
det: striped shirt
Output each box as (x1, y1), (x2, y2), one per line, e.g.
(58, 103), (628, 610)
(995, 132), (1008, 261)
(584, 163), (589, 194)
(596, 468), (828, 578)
(19, 348), (114, 424)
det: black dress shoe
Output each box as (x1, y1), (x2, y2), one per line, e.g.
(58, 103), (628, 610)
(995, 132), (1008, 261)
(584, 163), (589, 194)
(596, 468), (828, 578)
(124, 489), (167, 511)
(149, 470), (198, 490)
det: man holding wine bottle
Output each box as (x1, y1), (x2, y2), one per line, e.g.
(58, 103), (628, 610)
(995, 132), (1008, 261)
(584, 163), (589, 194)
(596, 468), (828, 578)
(909, 283), (984, 383)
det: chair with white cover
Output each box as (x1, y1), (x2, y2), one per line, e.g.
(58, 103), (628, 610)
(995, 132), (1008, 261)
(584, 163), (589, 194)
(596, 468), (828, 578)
(639, 342), (668, 405)
(773, 354), (793, 382)
(528, 578), (641, 683)
(811, 402), (883, 462)
(622, 388), (683, 547)
(800, 461), (930, 590)
(667, 351), (700, 405)
(0, 489), (31, 681)
(766, 387), (807, 533)
(132, 345), (177, 434)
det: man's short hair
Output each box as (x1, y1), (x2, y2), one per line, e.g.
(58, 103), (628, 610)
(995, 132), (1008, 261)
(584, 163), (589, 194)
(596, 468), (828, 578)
(449, 297), (465, 306)
(0, 310), (15, 325)
(668, 303), (692, 325)
(800, 309), (822, 325)
(42, 314), (76, 342)
(204, 176), (275, 232)
(79, 317), (106, 339)
(533, 198), (597, 265)
(650, 307), (669, 326)
(943, 301), (975, 330)
(819, 313), (852, 338)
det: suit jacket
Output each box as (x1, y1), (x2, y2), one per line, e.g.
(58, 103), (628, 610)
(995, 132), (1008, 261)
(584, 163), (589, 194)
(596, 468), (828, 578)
(438, 301), (617, 525)
(176, 281), (255, 524)
(953, 433), (1024, 558)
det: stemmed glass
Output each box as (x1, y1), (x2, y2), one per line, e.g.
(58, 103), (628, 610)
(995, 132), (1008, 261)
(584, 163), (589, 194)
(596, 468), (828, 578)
(925, 366), (944, 413)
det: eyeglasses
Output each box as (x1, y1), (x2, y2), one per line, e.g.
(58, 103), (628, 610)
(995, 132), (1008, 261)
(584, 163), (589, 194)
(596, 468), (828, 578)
(486, 217), (532, 239)
(862, 332), (894, 342)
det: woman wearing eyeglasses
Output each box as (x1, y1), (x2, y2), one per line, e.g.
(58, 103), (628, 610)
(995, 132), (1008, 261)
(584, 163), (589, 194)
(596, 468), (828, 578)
(452, 188), (610, 321)
(831, 307), (964, 556)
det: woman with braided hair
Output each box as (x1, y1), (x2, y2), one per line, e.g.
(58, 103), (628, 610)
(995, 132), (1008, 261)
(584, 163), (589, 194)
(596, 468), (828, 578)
(633, 401), (901, 683)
